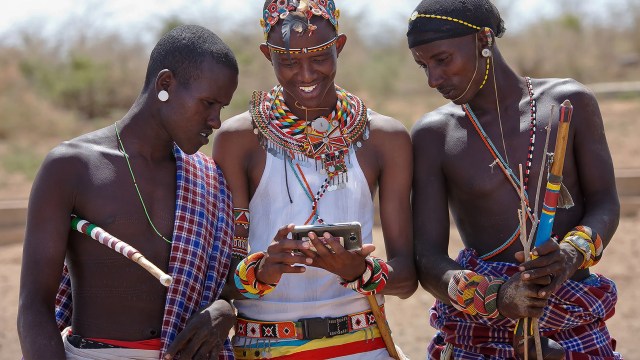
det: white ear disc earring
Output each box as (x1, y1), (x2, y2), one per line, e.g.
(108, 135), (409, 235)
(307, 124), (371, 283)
(158, 90), (169, 102)
(482, 48), (492, 58)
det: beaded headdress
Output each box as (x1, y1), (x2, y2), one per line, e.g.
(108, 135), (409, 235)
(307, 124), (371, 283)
(260, 0), (340, 40)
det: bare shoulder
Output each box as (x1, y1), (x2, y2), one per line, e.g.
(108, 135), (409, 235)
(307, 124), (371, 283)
(41, 127), (114, 174)
(215, 111), (257, 143)
(213, 111), (261, 161)
(368, 110), (409, 134)
(533, 77), (602, 127)
(366, 110), (411, 150)
(411, 102), (461, 146)
(533, 77), (598, 107)
(219, 111), (254, 133)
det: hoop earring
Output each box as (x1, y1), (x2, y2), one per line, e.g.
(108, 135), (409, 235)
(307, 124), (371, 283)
(158, 90), (169, 102)
(482, 48), (492, 58)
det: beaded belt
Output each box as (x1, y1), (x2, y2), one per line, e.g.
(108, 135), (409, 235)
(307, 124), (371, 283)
(235, 306), (383, 340)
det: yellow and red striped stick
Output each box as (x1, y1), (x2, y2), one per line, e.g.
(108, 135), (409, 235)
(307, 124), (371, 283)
(514, 100), (573, 359)
(70, 215), (173, 286)
(534, 100), (573, 247)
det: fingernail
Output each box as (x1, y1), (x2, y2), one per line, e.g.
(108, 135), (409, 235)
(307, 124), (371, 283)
(540, 291), (546, 297)
(523, 273), (530, 279)
(306, 258), (313, 264)
(302, 242), (310, 248)
(532, 251), (539, 256)
(518, 266), (525, 271)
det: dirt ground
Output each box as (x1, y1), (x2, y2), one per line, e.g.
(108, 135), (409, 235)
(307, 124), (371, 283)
(1, 217), (638, 359)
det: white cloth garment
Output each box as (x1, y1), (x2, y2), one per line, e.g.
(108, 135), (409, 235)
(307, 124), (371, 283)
(235, 146), (383, 321)
(62, 327), (161, 360)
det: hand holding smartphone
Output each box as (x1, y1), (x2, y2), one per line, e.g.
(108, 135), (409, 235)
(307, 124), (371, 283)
(291, 222), (363, 252)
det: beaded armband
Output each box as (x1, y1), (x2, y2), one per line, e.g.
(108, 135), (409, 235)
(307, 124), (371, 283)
(234, 208), (250, 229)
(339, 256), (389, 295)
(234, 252), (278, 299)
(561, 225), (603, 269)
(232, 208), (250, 260)
(447, 270), (505, 318)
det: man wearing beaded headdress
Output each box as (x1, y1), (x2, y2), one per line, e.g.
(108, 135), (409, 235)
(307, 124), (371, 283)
(18, 25), (240, 359)
(212, 0), (416, 358)
(407, 0), (621, 359)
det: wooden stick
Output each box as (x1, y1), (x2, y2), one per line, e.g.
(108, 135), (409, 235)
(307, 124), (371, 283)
(366, 294), (400, 359)
(534, 100), (573, 247)
(518, 165), (544, 360)
(70, 216), (173, 286)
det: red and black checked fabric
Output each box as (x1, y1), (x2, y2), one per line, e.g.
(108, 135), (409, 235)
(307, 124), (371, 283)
(427, 248), (621, 359)
(55, 147), (234, 359)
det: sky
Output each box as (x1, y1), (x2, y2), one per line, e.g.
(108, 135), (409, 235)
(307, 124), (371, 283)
(0, 0), (625, 45)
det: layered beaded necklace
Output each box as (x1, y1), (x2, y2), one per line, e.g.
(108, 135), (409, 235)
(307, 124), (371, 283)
(114, 122), (172, 244)
(250, 85), (370, 224)
(463, 76), (537, 259)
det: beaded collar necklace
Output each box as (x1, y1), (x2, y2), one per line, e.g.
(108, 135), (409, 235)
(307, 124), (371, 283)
(114, 122), (172, 244)
(251, 85), (369, 224)
(251, 85), (369, 181)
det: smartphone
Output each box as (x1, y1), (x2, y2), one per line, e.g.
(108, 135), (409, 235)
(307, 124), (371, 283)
(291, 222), (363, 251)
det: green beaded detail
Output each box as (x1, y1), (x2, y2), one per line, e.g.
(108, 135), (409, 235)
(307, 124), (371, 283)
(114, 122), (172, 244)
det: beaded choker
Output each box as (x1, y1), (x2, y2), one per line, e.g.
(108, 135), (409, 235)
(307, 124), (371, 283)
(251, 85), (369, 187)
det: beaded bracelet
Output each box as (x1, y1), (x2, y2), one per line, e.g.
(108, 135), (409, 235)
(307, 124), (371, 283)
(232, 236), (249, 260)
(234, 252), (278, 299)
(339, 256), (389, 295)
(561, 225), (603, 269)
(447, 270), (505, 318)
(232, 208), (251, 260)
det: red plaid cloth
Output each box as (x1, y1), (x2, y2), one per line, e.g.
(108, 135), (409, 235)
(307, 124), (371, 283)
(427, 248), (621, 359)
(55, 147), (234, 359)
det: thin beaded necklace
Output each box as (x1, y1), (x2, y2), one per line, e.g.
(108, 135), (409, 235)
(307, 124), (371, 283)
(114, 122), (172, 244)
(462, 77), (537, 260)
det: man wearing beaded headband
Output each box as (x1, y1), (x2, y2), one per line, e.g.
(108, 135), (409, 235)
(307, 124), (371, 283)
(18, 25), (239, 359)
(407, 0), (621, 359)
(212, 0), (416, 358)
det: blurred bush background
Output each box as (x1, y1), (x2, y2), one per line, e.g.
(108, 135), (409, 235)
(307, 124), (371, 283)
(1, 0), (639, 197)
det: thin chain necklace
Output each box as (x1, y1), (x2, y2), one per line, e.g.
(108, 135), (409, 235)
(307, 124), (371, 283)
(114, 122), (172, 244)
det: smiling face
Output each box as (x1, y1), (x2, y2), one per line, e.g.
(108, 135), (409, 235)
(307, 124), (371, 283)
(162, 59), (238, 154)
(261, 17), (346, 117)
(411, 34), (484, 105)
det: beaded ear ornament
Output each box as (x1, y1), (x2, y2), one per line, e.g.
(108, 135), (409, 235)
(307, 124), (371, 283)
(260, 0), (339, 40)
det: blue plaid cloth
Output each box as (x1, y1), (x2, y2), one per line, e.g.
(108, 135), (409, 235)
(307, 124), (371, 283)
(55, 146), (234, 359)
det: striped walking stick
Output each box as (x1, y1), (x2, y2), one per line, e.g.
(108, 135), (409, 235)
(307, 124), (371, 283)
(514, 100), (573, 359)
(70, 215), (173, 286)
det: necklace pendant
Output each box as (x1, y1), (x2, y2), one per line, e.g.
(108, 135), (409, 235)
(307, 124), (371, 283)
(312, 117), (330, 132)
